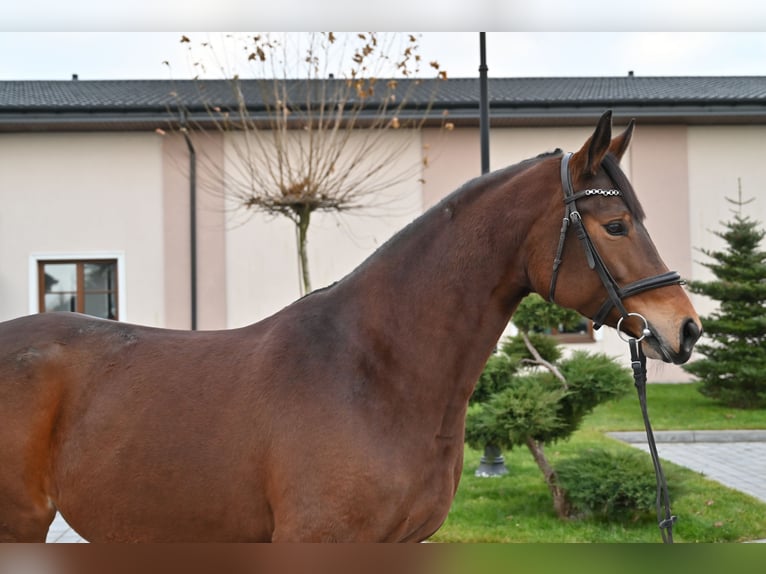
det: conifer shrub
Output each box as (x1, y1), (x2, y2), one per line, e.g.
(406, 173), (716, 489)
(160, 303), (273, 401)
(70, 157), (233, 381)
(555, 448), (658, 521)
(683, 188), (766, 408)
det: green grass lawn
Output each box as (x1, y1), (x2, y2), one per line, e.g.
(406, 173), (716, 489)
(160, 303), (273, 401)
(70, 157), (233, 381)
(586, 382), (766, 432)
(429, 383), (766, 543)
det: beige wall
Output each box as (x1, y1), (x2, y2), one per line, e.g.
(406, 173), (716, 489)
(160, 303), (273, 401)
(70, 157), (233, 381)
(0, 132), (166, 326)
(630, 125), (692, 278)
(421, 128), (481, 210)
(424, 123), (634, 202)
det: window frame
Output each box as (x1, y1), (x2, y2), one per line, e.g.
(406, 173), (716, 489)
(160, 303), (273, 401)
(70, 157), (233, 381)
(29, 252), (127, 320)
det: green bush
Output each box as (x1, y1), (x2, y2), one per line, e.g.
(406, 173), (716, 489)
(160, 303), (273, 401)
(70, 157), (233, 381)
(555, 448), (658, 522)
(470, 352), (518, 406)
(465, 352), (633, 450)
(553, 351), (633, 440)
(512, 293), (582, 334)
(465, 374), (567, 449)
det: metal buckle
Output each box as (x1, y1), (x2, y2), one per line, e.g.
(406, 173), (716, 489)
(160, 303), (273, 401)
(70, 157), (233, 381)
(616, 312), (652, 342)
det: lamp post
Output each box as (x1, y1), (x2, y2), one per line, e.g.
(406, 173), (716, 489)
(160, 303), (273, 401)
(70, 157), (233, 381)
(476, 32), (509, 478)
(479, 32), (490, 176)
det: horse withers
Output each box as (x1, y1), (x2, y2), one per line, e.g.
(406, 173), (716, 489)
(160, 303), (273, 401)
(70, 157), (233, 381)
(0, 111), (700, 542)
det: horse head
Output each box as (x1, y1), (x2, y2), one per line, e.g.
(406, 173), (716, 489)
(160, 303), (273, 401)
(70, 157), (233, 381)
(535, 110), (701, 364)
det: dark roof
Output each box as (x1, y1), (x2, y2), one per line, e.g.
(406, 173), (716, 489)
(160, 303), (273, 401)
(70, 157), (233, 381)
(2, 76), (766, 131)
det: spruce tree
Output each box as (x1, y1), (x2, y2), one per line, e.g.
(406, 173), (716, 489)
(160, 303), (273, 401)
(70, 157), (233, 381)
(683, 184), (766, 408)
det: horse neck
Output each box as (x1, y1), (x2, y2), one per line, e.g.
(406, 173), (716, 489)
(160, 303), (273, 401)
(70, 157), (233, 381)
(333, 159), (557, 421)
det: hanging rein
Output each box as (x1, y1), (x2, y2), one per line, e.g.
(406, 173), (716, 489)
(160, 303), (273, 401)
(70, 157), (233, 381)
(550, 152), (681, 543)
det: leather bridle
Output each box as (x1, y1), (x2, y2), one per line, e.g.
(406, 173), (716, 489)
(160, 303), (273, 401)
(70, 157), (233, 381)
(548, 152), (683, 332)
(549, 151), (681, 543)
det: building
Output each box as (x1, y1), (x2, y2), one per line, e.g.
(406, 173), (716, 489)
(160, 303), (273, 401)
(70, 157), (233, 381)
(2, 75), (766, 381)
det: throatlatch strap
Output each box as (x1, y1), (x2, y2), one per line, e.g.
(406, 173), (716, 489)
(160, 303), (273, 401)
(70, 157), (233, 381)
(629, 338), (676, 544)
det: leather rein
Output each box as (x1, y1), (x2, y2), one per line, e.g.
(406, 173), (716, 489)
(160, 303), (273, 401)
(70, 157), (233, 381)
(549, 152), (680, 543)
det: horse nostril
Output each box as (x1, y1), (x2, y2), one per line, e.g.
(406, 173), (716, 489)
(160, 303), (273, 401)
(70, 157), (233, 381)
(681, 318), (701, 352)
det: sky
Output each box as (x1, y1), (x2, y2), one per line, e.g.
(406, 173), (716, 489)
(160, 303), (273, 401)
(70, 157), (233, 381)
(2, 32), (766, 82)
(2, 2), (766, 81)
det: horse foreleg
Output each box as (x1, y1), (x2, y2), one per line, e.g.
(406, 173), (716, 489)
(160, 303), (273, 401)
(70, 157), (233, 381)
(0, 447), (55, 542)
(0, 384), (59, 541)
(0, 492), (56, 542)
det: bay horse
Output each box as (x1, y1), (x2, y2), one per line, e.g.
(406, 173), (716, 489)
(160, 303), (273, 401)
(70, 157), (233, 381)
(0, 111), (700, 542)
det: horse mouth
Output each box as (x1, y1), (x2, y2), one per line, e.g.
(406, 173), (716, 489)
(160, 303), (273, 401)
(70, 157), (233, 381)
(617, 321), (673, 363)
(643, 330), (693, 365)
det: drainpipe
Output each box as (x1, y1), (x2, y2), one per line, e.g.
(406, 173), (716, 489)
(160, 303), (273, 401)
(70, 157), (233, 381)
(479, 32), (490, 175)
(181, 122), (198, 331)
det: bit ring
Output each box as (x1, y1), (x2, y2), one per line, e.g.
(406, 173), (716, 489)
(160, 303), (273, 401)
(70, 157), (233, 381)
(616, 313), (651, 343)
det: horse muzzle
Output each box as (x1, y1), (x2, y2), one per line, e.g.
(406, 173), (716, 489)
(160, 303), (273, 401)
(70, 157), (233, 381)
(643, 317), (702, 365)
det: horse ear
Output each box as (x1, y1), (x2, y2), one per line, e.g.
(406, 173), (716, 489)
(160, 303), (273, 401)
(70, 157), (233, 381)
(571, 110), (612, 177)
(609, 119), (635, 161)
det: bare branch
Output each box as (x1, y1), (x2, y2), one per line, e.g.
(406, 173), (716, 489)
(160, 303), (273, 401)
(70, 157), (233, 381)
(520, 332), (569, 390)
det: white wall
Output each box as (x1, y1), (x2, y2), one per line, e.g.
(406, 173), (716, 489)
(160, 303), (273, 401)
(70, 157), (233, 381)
(688, 125), (766, 292)
(3, 123), (763, 383)
(0, 132), (166, 326)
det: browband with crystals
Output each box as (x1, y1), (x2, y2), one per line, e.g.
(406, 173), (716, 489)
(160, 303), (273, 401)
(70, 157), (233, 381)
(582, 189), (621, 197)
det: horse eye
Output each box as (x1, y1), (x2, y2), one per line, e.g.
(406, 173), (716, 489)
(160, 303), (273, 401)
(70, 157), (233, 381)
(604, 221), (627, 236)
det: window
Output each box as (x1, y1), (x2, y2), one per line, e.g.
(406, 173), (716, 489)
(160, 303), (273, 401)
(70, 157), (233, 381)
(38, 259), (119, 319)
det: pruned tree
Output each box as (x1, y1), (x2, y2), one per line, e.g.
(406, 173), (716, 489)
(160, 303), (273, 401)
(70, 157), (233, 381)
(168, 32), (451, 295)
(466, 294), (633, 518)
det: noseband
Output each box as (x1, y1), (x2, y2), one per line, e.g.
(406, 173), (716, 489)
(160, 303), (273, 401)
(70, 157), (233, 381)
(548, 152), (682, 331)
